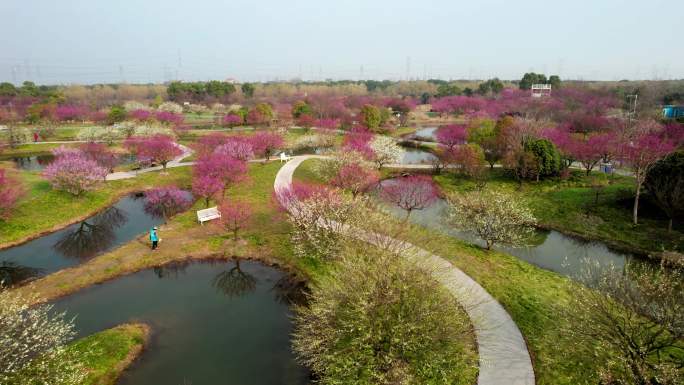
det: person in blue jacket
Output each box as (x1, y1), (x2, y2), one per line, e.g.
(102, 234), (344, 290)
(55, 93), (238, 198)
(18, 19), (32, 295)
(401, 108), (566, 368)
(150, 227), (159, 250)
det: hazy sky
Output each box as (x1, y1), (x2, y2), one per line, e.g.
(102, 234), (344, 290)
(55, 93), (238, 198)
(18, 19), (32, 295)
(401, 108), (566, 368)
(1, 0), (682, 84)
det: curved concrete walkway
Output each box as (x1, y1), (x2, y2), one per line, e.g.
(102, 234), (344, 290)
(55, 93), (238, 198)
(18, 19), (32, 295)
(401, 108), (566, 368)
(106, 143), (194, 181)
(274, 155), (535, 385)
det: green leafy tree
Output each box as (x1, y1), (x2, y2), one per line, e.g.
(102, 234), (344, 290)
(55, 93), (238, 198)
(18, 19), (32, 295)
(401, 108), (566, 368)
(0, 82), (17, 96)
(519, 72), (548, 90)
(360, 104), (381, 131)
(106, 105), (127, 125)
(291, 100), (313, 118)
(205, 80), (236, 98)
(645, 151), (684, 232)
(549, 75), (561, 89)
(436, 83), (462, 97)
(241, 83), (255, 98)
(523, 138), (562, 180)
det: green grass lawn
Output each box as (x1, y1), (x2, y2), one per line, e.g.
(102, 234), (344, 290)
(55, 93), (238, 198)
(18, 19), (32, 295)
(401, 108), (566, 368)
(433, 168), (684, 255)
(67, 323), (149, 385)
(0, 166), (192, 248)
(292, 158), (631, 385)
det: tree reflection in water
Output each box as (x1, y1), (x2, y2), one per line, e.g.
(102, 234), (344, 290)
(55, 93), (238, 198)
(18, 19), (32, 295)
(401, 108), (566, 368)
(154, 260), (192, 279)
(53, 207), (127, 260)
(271, 275), (308, 306)
(212, 260), (257, 298)
(0, 261), (43, 286)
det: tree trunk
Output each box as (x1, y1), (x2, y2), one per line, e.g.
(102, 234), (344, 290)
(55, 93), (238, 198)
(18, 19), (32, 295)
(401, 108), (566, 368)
(486, 240), (493, 250)
(668, 218), (673, 233)
(633, 181), (642, 225)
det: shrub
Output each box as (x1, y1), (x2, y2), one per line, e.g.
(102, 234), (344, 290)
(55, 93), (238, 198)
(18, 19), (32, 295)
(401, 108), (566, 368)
(292, 248), (475, 385)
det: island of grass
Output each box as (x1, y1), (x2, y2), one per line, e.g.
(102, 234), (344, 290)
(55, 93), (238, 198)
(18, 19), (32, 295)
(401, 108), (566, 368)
(67, 323), (149, 385)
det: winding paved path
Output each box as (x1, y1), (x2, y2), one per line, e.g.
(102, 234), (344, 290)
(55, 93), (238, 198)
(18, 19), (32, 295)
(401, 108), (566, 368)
(106, 144), (194, 181)
(274, 155), (535, 385)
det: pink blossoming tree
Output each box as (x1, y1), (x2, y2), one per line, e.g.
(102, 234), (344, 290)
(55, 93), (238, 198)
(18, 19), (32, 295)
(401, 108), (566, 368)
(330, 163), (380, 199)
(622, 133), (675, 225)
(435, 124), (468, 150)
(43, 148), (108, 196)
(0, 168), (24, 219)
(250, 131), (283, 161)
(192, 175), (224, 207)
(143, 186), (192, 222)
(125, 135), (182, 170)
(380, 175), (439, 220)
(218, 200), (252, 240)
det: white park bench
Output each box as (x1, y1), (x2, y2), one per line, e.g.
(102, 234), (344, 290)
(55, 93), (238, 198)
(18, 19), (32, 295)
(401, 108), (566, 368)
(279, 152), (292, 162)
(197, 206), (221, 225)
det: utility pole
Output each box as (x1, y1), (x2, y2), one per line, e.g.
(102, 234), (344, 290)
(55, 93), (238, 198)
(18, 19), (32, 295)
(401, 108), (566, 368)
(626, 94), (638, 126)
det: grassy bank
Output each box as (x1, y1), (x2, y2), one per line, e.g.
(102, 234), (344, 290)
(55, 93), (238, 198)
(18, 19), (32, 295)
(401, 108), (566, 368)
(67, 323), (149, 385)
(293, 158), (610, 385)
(0, 166), (191, 249)
(434, 168), (684, 255)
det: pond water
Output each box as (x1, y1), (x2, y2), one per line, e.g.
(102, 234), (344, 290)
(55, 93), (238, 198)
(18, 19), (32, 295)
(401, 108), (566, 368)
(413, 126), (438, 141)
(0, 194), (163, 285)
(400, 147), (438, 164)
(383, 197), (648, 278)
(51, 260), (309, 385)
(2, 153), (137, 171)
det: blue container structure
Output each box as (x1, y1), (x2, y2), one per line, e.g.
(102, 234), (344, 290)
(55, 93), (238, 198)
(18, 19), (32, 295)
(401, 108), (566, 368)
(662, 105), (684, 119)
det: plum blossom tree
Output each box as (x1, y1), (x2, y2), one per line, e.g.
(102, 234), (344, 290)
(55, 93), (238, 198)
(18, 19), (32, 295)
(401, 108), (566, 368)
(194, 153), (248, 197)
(0, 168), (24, 219)
(215, 138), (254, 161)
(0, 291), (88, 385)
(342, 130), (374, 159)
(79, 142), (119, 172)
(222, 113), (243, 127)
(380, 175), (439, 220)
(143, 186), (192, 222)
(369, 135), (402, 169)
(435, 124), (467, 150)
(448, 190), (537, 250)
(296, 114), (316, 131)
(192, 175), (224, 207)
(277, 182), (358, 260)
(623, 133), (674, 225)
(330, 163), (380, 199)
(218, 200), (252, 240)
(43, 148), (108, 196)
(250, 131), (283, 161)
(125, 135), (182, 170)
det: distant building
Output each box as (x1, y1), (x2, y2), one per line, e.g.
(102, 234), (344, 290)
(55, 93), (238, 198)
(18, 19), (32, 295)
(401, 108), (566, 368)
(531, 84), (552, 98)
(662, 105), (684, 119)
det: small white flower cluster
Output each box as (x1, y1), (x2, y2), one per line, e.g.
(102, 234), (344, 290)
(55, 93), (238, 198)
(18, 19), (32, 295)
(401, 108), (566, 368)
(123, 100), (148, 111)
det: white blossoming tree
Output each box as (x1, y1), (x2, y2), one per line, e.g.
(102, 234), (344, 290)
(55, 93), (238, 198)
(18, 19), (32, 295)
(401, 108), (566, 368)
(0, 291), (88, 384)
(369, 135), (402, 169)
(157, 101), (183, 114)
(278, 183), (360, 260)
(447, 190), (537, 250)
